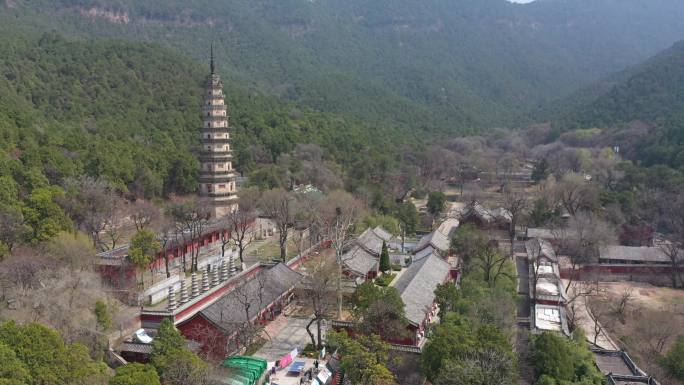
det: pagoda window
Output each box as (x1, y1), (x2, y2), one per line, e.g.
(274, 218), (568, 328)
(219, 184), (226, 189)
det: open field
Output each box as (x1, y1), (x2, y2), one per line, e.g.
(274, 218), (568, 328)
(594, 281), (684, 385)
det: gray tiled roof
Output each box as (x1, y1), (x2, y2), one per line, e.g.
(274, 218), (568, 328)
(415, 230), (450, 254)
(198, 263), (301, 332)
(437, 218), (460, 237)
(599, 246), (676, 264)
(527, 227), (577, 240)
(392, 253), (451, 326)
(120, 342), (153, 354)
(413, 246), (435, 261)
(357, 227), (392, 255)
(342, 246), (378, 276)
(461, 202), (511, 224)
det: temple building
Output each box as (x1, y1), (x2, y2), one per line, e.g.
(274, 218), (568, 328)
(199, 47), (238, 217)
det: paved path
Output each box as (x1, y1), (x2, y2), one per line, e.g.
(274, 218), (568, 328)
(514, 251), (534, 385)
(564, 281), (619, 350)
(516, 255), (531, 318)
(255, 316), (320, 362)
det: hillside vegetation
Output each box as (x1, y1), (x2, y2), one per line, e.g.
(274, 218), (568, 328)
(547, 41), (684, 169)
(4, 0), (684, 132)
(0, 24), (406, 207)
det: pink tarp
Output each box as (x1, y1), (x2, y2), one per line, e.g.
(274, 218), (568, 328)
(277, 347), (298, 369)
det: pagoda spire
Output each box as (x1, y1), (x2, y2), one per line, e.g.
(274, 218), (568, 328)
(210, 44), (215, 74)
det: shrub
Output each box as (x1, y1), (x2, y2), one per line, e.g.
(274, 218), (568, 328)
(375, 273), (397, 287)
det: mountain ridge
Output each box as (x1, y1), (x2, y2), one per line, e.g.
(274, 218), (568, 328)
(5, 0), (684, 133)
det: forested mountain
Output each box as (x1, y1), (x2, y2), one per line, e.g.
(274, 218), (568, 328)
(3, 0), (684, 132)
(546, 41), (684, 169)
(0, 22), (405, 207)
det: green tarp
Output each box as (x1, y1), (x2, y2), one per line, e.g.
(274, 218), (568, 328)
(223, 356), (268, 385)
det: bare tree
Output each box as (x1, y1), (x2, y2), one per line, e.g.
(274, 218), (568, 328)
(227, 190), (260, 265)
(292, 144), (344, 192)
(553, 172), (598, 216)
(659, 242), (683, 288)
(473, 245), (512, 288)
(527, 239), (544, 302)
(585, 295), (610, 347)
(259, 189), (296, 261)
(298, 255), (337, 348)
(500, 186), (529, 258)
(60, 176), (120, 250)
(633, 311), (679, 354)
(224, 273), (269, 353)
(564, 280), (600, 333)
(157, 217), (176, 278)
(389, 166), (419, 203)
(101, 198), (127, 251)
(130, 200), (161, 232)
(495, 154), (517, 192)
(318, 191), (366, 318)
(168, 197), (212, 272)
(612, 287), (633, 323)
(555, 212), (616, 293)
(292, 191), (322, 257)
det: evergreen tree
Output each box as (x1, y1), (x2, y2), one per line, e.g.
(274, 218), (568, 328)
(0, 321), (108, 384)
(110, 363), (161, 385)
(662, 336), (684, 381)
(128, 230), (161, 289)
(379, 241), (390, 273)
(427, 192), (447, 216)
(531, 332), (603, 385)
(150, 319), (209, 383)
(94, 300), (112, 332)
(531, 159), (550, 184)
(395, 202), (419, 252)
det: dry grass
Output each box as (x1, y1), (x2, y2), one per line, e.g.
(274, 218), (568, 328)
(594, 282), (684, 385)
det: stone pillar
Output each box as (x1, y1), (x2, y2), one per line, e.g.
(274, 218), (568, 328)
(167, 286), (176, 311)
(228, 252), (237, 276)
(220, 260), (229, 282)
(179, 279), (189, 304)
(211, 264), (220, 287)
(202, 271), (210, 292)
(191, 273), (199, 298)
